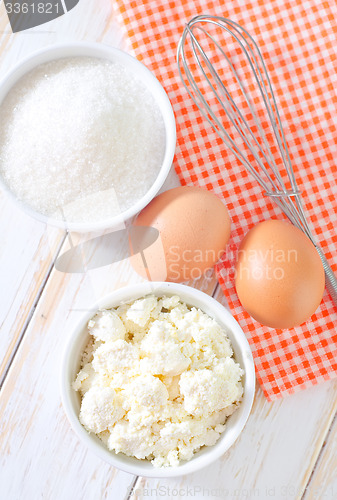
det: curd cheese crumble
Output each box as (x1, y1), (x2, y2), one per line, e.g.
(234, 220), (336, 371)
(73, 295), (244, 467)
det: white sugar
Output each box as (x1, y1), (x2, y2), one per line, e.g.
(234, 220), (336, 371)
(0, 57), (166, 224)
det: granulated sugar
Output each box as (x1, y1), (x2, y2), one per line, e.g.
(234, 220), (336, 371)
(0, 57), (166, 223)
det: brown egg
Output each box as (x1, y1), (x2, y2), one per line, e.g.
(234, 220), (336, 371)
(235, 219), (325, 329)
(130, 186), (231, 282)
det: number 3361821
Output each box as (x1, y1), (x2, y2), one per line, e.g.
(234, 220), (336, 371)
(5, 3), (60, 14)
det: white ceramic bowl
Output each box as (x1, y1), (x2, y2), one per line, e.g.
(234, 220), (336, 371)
(61, 282), (255, 477)
(0, 42), (176, 232)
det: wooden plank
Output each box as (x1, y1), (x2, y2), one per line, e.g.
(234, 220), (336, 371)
(0, 0), (124, 380)
(128, 287), (337, 500)
(302, 407), (337, 499)
(0, 199), (64, 383)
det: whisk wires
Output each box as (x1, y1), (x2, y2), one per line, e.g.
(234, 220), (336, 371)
(177, 15), (313, 240)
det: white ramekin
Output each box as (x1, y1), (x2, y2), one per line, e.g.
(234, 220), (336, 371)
(60, 282), (255, 478)
(0, 43), (176, 232)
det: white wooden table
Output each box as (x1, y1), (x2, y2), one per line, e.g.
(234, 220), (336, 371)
(0, 2), (336, 499)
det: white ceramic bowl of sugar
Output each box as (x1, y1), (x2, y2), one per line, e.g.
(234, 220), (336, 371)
(61, 282), (256, 477)
(0, 43), (176, 232)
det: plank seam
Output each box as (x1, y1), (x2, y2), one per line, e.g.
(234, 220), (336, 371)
(125, 476), (140, 500)
(212, 281), (220, 298)
(302, 410), (337, 499)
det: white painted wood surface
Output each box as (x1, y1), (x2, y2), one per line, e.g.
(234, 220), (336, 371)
(304, 411), (337, 499)
(0, 3), (336, 500)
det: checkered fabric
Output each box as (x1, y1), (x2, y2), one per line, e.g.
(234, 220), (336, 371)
(114, 0), (337, 400)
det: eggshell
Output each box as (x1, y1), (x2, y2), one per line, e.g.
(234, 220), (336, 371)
(235, 219), (325, 329)
(130, 186), (231, 282)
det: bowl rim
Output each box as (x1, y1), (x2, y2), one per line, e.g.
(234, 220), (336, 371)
(60, 282), (256, 478)
(0, 42), (176, 232)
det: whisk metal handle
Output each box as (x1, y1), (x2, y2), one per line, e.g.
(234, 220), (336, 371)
(315, 245), (337, 306)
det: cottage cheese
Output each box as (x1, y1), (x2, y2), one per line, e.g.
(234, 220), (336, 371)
(74, 295), (244, 467)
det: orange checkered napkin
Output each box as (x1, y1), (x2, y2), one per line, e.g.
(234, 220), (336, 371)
(114, 0), (337, 400)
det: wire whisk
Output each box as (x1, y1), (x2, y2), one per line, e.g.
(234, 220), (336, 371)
(177, 14), (337, 305)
